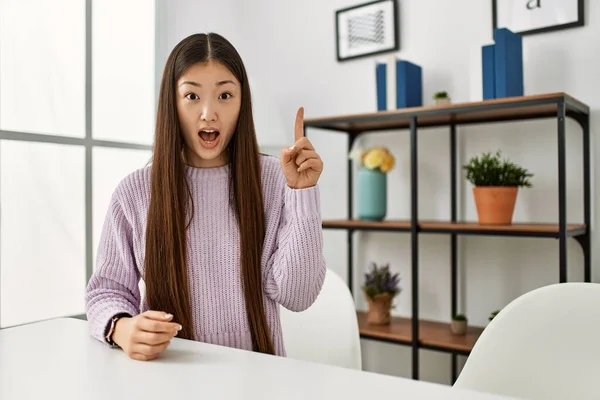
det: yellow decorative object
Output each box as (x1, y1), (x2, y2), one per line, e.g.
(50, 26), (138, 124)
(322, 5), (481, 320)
(363, 149), (384, 169)
(380, 154), (395, 173)
(355, 146), (396, 173)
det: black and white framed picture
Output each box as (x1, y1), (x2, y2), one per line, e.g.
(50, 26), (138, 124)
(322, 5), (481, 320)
(492, 0), (584, 36)
(335, 0), (399, 62)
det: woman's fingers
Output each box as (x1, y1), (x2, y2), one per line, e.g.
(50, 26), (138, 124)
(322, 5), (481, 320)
(294, 149), (319, 167)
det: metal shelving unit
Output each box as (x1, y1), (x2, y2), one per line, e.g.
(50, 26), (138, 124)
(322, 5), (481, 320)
(304, 92), (591, 382)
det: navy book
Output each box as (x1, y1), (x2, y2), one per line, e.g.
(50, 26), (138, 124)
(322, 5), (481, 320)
(482, 44), (496, 100)
(493, 28), (524, 98)
(396, 60), (422, 108)
(376, 62), (387, 111)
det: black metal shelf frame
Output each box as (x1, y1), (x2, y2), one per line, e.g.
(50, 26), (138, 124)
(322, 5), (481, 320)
(304, 93), (591, 383)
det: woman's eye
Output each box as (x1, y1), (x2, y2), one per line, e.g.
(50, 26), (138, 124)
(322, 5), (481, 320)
(219, 93), (232, 100)
(186, 93), (198, 100)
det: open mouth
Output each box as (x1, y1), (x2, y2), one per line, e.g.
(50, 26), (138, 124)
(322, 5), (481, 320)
(198, 129), (220, 144)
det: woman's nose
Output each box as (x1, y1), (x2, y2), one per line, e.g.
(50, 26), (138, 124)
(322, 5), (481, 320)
(200, 104), (217, 122)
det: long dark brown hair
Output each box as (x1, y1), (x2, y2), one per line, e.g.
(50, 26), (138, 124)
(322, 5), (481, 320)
(144, 33), (274, 354)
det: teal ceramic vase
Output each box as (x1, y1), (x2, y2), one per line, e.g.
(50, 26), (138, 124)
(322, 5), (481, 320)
(357, 167), (387, 221)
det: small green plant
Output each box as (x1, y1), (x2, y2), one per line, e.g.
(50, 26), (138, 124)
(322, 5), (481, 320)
(463, 150), (533, 187)
(489, 309), (500, 321)
(452, 313), (467, 321)
(362, 262), (401, 299)
(433, 91), (449, 99)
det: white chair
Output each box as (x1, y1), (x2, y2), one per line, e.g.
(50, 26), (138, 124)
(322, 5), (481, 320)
(453, 282), (600, 400)
(279, 269), (362, 370)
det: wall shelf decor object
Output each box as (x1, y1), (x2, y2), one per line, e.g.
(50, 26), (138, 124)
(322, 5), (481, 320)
(336, 0), (399, 62)
(482, 28), (524, 100)
(376, 58), (423, 111)
(492, 0), (584, 36)
(304, 92), (591, 383)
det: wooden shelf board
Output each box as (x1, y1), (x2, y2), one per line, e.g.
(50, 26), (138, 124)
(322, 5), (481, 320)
(322, 219), (586, 236)
(304, 93), (589, 133)
(323, 219), (410, 230)
(357, 311), (484, 353)
(420, 221), (586, 235)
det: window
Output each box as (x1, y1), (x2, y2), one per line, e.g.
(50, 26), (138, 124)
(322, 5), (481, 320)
(0, 0), (156, 328)
(0, 0), (85, 137)
(0, 141), (85, 326)
(92, 0), (156, 145)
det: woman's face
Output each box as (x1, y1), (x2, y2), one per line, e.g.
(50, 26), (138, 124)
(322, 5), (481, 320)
(176, 60), (241, 168)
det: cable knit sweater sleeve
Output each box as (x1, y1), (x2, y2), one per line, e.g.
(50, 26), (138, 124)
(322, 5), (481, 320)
(85, 190), (141, 344)
(263, 180), (327, 312)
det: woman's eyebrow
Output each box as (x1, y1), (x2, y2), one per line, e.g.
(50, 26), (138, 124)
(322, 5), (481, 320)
(179, 80), (236, 88)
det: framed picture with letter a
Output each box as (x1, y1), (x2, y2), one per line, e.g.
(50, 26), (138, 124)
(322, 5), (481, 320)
(492, 0), (584, 36)
(335, 0), (399, 62)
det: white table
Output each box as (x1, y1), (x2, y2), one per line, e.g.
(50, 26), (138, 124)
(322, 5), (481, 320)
(0, 318), (519, 399)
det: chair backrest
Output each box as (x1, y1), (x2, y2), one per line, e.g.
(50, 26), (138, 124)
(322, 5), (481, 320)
(453, 282), (600, 400)
(279, 269), (362, 370)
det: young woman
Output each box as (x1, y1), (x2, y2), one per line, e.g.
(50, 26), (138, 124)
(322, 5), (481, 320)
(85, 32), (326, 361)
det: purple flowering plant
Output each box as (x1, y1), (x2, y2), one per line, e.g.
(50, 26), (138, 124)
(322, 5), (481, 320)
(362, 262), (401, 300)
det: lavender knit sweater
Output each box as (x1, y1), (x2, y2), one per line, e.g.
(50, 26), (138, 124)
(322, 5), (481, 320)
(85, 154), (327, 356)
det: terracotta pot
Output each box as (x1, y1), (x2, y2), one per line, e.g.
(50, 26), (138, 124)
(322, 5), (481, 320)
(364, 292), (393, 325)
(473, 186), (518, 225)
(450, 320), (467, 335)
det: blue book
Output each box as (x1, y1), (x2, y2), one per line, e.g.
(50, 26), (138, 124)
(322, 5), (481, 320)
(395, 60), (422, 108)
(493, 28), (523, 98)
(376, 62), (387, 111)
(482, 44), (496, 100)
(511, 31), (524, 96)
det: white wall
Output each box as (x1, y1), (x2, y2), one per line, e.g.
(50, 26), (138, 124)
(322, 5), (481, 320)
(161, 0), (600, 385)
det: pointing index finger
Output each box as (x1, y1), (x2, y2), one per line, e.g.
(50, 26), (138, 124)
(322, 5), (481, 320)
(294, 107), (304, 143)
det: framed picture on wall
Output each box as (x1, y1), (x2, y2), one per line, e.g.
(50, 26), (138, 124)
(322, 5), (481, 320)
(335, 0), (399, 62)
(492, 0), (584, 36)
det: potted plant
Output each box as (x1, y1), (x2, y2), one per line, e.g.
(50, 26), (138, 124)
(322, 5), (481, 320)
(463, 150), (533, 225)
(362, 262), (401, 325)
(433, 91), (451, 105)
(451, 314), (468, 335)
(349, 146), (396, 221)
